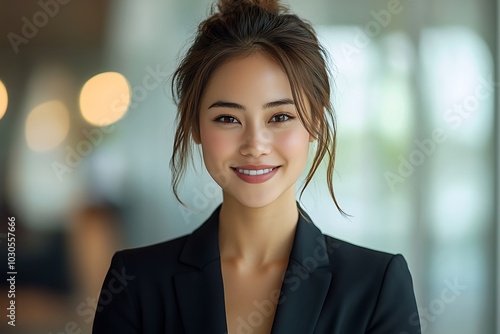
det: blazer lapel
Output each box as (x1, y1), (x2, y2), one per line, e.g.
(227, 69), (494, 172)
(173, 206), (228, 334)
(271, 207), (332, 334)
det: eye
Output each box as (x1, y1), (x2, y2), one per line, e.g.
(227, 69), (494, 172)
(270, 113), (293, 123)
(214, 115), (239, 124)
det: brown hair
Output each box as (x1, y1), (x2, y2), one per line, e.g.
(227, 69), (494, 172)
(171, 0), (347, 216)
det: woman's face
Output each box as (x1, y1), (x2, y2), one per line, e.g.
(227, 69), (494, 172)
(197, 53), (313, 208)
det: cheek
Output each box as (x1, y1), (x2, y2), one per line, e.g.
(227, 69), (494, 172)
(200, 127), (235, 165)
(199, 127), (239, 188)
(275, 129), (310, 159)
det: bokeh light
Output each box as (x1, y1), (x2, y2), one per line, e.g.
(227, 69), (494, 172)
(25, 100), (70, 152)
(79, 72), (131, 127)
(0, 80), (8, 120)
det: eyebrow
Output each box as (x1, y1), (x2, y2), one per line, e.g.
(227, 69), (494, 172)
(207, 98), (294, 110)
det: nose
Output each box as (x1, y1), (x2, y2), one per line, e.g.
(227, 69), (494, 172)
(239, 124), (272, 158)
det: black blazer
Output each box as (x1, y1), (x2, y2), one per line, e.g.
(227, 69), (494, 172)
(93, 204), (421, 334)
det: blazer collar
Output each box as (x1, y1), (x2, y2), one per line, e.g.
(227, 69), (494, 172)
(174, 202), (332, 334)
(178, 202), (330, 269)
(177, 204), (221, 269)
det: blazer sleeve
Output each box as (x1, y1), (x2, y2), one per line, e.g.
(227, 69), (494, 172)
(92, 252), (141, 334)
(366, 254), (421, 334)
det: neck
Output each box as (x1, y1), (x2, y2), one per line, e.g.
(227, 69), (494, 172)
(218, 187), (298, 266)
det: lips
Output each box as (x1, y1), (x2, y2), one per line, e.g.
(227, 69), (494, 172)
(232, 164), (278, 170)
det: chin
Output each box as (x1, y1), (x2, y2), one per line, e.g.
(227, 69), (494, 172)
(229, 190), (281, 209)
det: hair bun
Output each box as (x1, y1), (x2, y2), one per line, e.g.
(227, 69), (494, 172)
(217, 0), (285, 15)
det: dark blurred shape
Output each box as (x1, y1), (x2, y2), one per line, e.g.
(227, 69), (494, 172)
(0, 0), (109, 50)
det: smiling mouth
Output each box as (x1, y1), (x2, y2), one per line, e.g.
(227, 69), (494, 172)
(230, 166), (281, 183)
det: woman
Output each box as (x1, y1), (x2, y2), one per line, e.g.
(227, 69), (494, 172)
(93, 0), (421, 333)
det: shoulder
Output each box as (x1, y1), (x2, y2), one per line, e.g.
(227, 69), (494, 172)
(309, 234), (420, 332)
(109, 206), (221, 277)
(120, 233), (189, 260)
(298, 206), (410, 277)
(321, 234), (413, 283)
(323, 234), (395, 264)
(110, 233), (192, 276)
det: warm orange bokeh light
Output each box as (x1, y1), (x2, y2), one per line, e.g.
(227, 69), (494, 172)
(79, 72), (131, 127)
(0, 80), (8, 120)
(25, 100), (70, 152)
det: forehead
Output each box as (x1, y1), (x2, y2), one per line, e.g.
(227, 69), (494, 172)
(202, 53), (293, 104)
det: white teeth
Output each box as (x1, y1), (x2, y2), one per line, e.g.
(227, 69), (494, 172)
(236, 168), (275, 176)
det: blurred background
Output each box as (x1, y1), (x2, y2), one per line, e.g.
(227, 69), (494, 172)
(0, 0), (498, 333)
